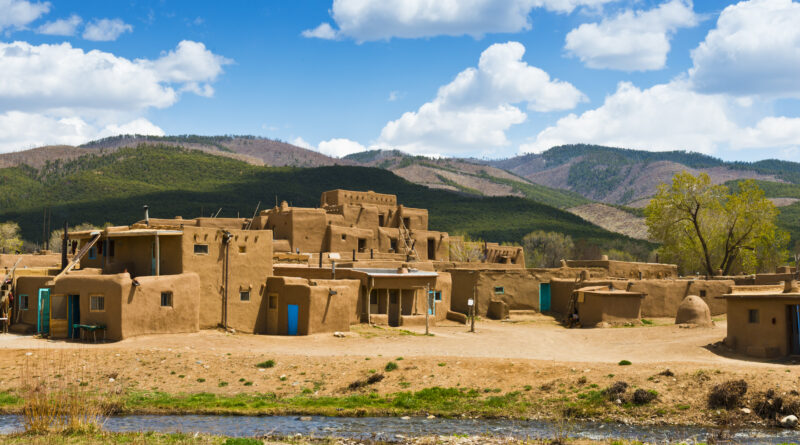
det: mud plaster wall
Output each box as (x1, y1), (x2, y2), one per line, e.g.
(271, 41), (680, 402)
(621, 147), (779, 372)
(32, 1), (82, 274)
(53, 274), (125, 340)
(755, 273), (796, 285)
(0, 254), (61, 268)
(14, 275), (53, 326)
(566, 260), (677, 279)
(117, 273), (200, 339)
(265, 276), (360, 335)
(578, 291), (644, 327)
(724, 296), (800, 358)
(628, 280), (732, 317)
(181, 226), (273, 329)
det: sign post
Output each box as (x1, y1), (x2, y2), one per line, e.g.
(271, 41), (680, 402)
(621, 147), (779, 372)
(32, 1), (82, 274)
(467, 297), (475, 333)
(425, 285), (430, 336)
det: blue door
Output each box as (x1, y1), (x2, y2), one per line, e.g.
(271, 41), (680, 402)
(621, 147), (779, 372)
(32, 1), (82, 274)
(287, 304), (299, 336)
(37, 288), (50, 334)
(68, 295), (80, 339)
(539, 283), (551, 312)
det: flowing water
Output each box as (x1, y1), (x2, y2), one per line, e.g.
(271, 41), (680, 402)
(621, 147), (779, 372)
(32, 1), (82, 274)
(1, 414), (799, 443)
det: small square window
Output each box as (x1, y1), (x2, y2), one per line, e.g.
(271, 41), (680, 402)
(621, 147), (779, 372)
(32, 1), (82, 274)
(20, 295), (29, 310)
(341, 233), (347, 240)
(240, 291), (250, 301)
(748, 309), (759, 323)
(90, 295), (105, 312)
(238, 245), (247, 254)
(88, 246), (97, 260)
(269, 295), (277, 309)
(434, 291), (442, 302)
(161, 292), (173, 307)
(699, 290), (707, 297)
(194, 244), (209, 255)
(494, 286), (504, 294)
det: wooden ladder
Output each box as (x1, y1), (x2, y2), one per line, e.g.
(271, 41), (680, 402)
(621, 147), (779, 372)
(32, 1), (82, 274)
(399, 218), (418, 260)
(50, 232), (102, 283)
(563, 274), (584, 326)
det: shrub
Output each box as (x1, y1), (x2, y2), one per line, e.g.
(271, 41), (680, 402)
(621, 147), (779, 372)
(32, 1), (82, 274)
(633, 389), (658, 405)
(218, 381), (228, 387)
(708, 380), (748, 409)
(256, 360), (275, 369)
(618, 360), (632, 366)
(385, 362), (398, 372)
(604, 381), (629, 400)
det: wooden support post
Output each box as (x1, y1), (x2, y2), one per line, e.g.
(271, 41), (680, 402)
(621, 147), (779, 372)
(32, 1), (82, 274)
(425, 284), (429, 336)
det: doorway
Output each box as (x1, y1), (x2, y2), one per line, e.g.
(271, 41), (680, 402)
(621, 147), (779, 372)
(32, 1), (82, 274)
(427, 238), (436, 260)
(37, 288), (50, 335)
(68, 295), (80, 339)
(789, 305), (800, 355)
(388, 290), (400, 327)
(539, 283), (551, 312)
(287, 304), (299, 336)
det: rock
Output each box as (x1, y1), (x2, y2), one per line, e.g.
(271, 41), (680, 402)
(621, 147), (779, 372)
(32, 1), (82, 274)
(780, 415), (798, 428)
(297, 416), (312, 421)
(740, 408), (751, 414)
(401, 416), (411, 420)
(427, 414), (435, 419)
(108, 378), (115, 383)
(615, 398), (622, 404)
(333, 331), (345, 338)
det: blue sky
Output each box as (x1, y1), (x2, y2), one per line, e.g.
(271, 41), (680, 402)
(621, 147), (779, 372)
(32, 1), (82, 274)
(1, 0), (799, 161)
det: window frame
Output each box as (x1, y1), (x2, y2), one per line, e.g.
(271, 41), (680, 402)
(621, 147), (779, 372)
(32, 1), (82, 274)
(88, 246), (97, 260)
(90, 295), (105, 312)
(268, 294), (277, 309)
(748, 309), (759, 323)
(20, 294), (29, 310)
(494, 286), (505, 294)
(193, 244), (209, 255)
(240, 290), (250, 302)
(160, 291), (173, 307)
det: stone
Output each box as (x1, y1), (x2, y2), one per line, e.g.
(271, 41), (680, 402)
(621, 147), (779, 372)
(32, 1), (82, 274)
(401, 416), (411, 420)
(780, 415), (798, 428)
(333, 332), (346, 338)
(740, 408), (751, 414)
(427, 414), (436, 419)
(297, 416), (312, 421)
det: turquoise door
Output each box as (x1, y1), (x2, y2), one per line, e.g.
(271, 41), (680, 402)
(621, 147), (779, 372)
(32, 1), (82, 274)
(539, 283), (551, 312)
(287, 304), (299, 336)
(37, 288), (50, 334)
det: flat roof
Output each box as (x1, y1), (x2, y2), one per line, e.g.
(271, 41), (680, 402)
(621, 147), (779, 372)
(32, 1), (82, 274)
(351, 268), (438, 277)
(719, 293), (800, 300)
(70, 229), (183, 239)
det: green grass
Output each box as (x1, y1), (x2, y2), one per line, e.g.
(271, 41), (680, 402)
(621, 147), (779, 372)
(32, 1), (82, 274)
(1, 144), (651, 256)
(1, 431), (229, 444)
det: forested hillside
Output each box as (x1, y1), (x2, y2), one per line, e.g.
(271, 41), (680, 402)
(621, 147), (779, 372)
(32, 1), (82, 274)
(0, 145), (652, 258)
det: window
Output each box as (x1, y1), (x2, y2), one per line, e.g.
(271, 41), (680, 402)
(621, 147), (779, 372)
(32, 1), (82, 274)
(97, 241), (103, 256)
(403, 217), (410, 228)
(88, 246), (97, 260)
(240, 291), (250, 301)
(748, 309), (759, 323)
(238, 245), (247, 254)
(433, 291), (442, 302)
(269, 295), (277, 309)
(20, 294), (29, 310)
(390, 238), (398, 252)
(341, 233), (347, 241)
(378, 214), (385, 226)
(161, 292), (173, 307)
(51, 295), (67, 320)
(699, 290), (707, 297)
(194, 244), (209, 255)
(494, 286), (504, 294)
(90, 295), (105, 312)
(370, 290), (378, 305)
(108, 240), (115, 257)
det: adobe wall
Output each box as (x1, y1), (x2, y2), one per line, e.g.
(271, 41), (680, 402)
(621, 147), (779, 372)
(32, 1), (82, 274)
(53, 274), (126, 341)
(14, 275), (53, 326)
(264, 276), (360, 335)
(181, 226), (273, 329)
(321, 189), (397, 207)
(0, 254), (61, 268)
(723, 295), (800, 358)
(326, 225), (375, 254)
(628, 279), (732, 317)
(409, 230), (449, 261)
(578, 291), (644, 327)
(118, 273), (200, 339)
(755, 273), (796, 285)
(550, 279), (625, 315)
(566, 260), (677, 279)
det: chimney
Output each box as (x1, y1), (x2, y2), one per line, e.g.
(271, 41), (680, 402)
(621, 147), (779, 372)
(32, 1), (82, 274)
(143, 205), (150, 226)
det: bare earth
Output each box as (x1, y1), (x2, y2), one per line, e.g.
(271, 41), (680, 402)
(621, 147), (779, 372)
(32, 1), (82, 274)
(1, 315), (797, 426)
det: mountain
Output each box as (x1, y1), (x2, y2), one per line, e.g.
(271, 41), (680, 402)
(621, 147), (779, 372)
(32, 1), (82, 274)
(485, 144), (792, 206)
(0, 144), (651, 259)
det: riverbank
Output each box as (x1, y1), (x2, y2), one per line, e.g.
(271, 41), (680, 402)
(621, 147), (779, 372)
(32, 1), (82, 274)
(1, 319), (798, 430)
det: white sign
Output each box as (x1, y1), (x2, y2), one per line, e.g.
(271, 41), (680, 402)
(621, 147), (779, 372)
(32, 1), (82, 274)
(328, 253), (340, 259)
(467, 299), (474, 306)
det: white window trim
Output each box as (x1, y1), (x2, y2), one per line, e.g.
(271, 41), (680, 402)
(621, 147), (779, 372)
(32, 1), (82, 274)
(89, 295), (105, 312)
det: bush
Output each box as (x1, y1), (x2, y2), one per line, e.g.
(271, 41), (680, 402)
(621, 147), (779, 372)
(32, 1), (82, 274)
(256, 359), (275, 369)
(618, 360), (632, 366)
(633, 389), (657, 405)
(708, 380), (748, 409)
(385, 361), (398, 372)
(604, 381), (629, 400)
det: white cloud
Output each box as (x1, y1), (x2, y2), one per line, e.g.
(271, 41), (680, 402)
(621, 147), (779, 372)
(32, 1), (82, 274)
(0, 0), (50, 32)
(317, 138), (367, 157)
(378, 41), (585, 156)
(523, 80), (800, 155)
(689, 0), (800, 98)
(36, 14), (81, 36)
(565, 0), (697, 71)
(303, 0), (618, 42)
(0, 40), (230, 152)
(388, 90), (403, 102)
(82, 18), (132, 41)
(301, 22), (338, 39)
(0, 112), (163, 152)
(291, 137), (314, 150)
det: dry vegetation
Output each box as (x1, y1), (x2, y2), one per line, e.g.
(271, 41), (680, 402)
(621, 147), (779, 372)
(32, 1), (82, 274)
(567, 204), (649, 241)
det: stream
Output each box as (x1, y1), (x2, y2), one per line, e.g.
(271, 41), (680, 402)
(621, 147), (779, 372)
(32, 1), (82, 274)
(1, 414), (799, 443)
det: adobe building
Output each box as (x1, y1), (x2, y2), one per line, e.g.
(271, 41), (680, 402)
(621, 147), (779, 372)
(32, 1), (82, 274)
(250, 190), (450, 262)
(574, 285), (645, 327)
(719, 280), (800, 359)
(565, 258), (677, 279)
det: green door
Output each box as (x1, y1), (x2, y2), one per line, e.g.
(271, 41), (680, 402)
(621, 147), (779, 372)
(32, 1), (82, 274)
(37, 288), (50, 334)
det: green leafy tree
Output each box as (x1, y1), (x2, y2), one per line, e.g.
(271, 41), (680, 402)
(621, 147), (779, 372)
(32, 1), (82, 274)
(522, 230), (574, 268)
(47, 222), (101, 253)
(448, 233), (485, 262)
(646, 172), (788, 275)
(0, 222), (23, 254)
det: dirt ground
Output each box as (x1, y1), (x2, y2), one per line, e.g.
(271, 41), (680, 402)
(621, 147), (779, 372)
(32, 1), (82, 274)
(1, 314), (798, 424)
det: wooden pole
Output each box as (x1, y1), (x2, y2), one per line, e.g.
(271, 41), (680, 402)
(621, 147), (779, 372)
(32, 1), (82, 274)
(470, 285), (476, 333)
(154, 233), (160, 276)
(425, 284), (429, 336)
